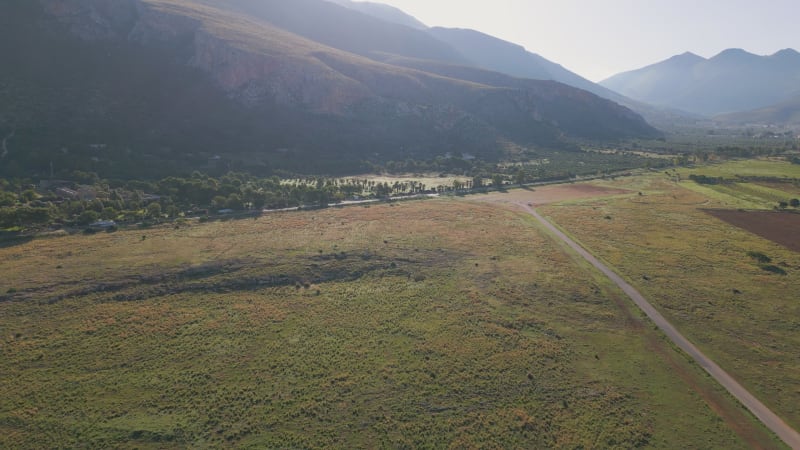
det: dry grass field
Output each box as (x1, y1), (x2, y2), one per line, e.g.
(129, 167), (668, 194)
(536, 164), (800, 435)
(471, 183), (631, 206)
(0, 197), (776, 448)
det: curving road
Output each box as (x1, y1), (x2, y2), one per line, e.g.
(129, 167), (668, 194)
(521, 203), (800, 450)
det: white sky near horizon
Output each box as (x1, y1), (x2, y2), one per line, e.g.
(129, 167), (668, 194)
(378, 0), (800, 81)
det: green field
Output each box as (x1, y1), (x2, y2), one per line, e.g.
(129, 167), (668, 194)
(540, 161), (800, 436)
(673, 159), (800, 209)
(679, 159), (800, 180)
(0, 198), (776, 448)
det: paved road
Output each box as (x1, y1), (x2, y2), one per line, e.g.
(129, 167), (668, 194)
(521, 203), (800, 450)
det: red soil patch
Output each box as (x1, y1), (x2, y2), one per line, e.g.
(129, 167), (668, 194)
(705, 209), (800, 252)
(472, 184), (630, 206)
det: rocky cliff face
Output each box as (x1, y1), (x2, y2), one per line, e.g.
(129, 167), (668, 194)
(190, 30), (371, 113)
(41, 0), (140, 40)
(39, 0), (372, 114)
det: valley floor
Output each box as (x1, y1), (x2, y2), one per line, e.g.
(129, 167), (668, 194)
(1, 161), (796, 448)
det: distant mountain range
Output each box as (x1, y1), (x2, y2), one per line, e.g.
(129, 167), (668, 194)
(0, 0), (658, 178)
(601, 49), (800, 118)
(328, 1), (693, 127)
(715, 95), (800, 126)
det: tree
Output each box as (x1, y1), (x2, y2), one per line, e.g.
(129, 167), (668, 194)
(212, 195), (227, 209)
(225, 194), (244, 210)
(492, 174), (504, 189)
(101, 207), (117, 220)
(146, 202), (162, 218)
(0, 191), (16, 207)
(514, 169), (527, 185)
(166, 205), (180, 218)
(89, 198), (105, 213)
(20, 189), (38, 202)
(77, 210), (99, 225)
(374, 182), (391, 197)
(1, 207), (52, 228)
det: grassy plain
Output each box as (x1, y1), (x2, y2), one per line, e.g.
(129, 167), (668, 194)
(0, 198), (772, 448)
(538, 161), (800, 436)
(676, 159), (800, 209)
(679, 159), (800, 180)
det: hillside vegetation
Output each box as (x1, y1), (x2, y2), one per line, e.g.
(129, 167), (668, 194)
(0, 0), (658, 179)
(0, 199), (765, 448)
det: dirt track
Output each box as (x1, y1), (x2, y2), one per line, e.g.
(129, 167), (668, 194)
(523, 204), (800, 450)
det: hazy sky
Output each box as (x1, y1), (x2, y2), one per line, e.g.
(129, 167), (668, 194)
(380, 0), (800, 81)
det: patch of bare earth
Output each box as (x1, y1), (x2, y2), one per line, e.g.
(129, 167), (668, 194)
(472, 183), (631, 206)
(705, 210), (800, 252)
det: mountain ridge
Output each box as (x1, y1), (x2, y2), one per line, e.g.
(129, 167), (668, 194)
(602, 48), (800, 117)
(715, 95), (800, 126)
(306, 0), (693, 126)
(324, 0), (427, 30)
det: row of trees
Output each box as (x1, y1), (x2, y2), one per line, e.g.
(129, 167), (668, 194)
(4, 145), (792, 231)
(0, 171), (478, 230)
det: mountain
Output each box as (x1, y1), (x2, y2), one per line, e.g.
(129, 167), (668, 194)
(324, 0), (427, 30)
(0, 0), (658, 179)
(601, 49), (800, 117)
(715, 95), (800, 126)
(196, 0), (466, 65)
(420, 27), (693, 127)
(375, 55), (655, 140)
(281, 1), (691, 126)
(427, 28), (618, 100)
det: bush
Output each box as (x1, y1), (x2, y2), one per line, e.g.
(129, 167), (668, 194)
(76, 210), (99, 226)
(760, 265), (787, 275)
(747, 251), (771, 264)
(689, 174), (726, 185)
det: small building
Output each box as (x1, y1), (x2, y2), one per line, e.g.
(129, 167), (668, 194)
(141, 194), (162, 202)
(55, 187), (79, 199)
(89, 220), (117, 230)
(39, 180), (72, 190)
(76, 186), (97, 201)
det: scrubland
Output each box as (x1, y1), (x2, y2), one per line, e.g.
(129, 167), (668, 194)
(0, 196), (772, 448)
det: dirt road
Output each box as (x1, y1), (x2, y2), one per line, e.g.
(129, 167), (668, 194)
(522, 204), (800, 450)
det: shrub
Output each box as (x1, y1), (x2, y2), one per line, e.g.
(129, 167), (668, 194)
(746, 251), (771, 264)
(760, 265), (787, 275)
(76, 210), (100, 226)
